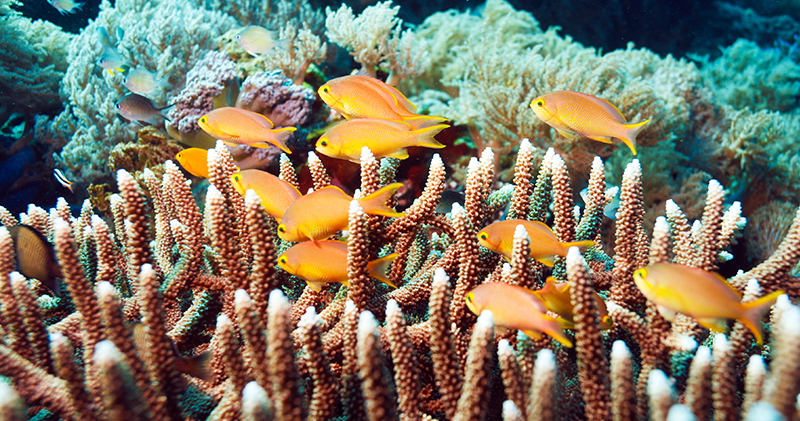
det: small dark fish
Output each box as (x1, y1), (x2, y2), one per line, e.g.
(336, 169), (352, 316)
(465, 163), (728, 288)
(132, 324), (213, 382)
(9, 225), (61, 296)
(115, 93), (174, 125)
(435, 189), (464, 214)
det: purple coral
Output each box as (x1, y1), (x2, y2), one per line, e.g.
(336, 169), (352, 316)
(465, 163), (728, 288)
(168, 51), (237, 134)
(235, 70), (315, 128)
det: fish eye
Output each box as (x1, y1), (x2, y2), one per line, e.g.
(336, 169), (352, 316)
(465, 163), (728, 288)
(115, 103), (121, 109)
(603, 315), (612, 325)
(320, 140), (327, 147)
(321, 86), (329, 93)
(200, 117), (206, 123)
(279, 256), (287, 264)
(466, 294), (473, 302)
(235, 35), (240, 40)
(478, 232), (488, 240)
(123, 77), (128, 83)
(536, 100), (544, 107)
(278, 225), (285, 233)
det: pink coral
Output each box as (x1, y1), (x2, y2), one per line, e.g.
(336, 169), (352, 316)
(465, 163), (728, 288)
(167, 51), (237, 134)
(235, 70), (315, 128)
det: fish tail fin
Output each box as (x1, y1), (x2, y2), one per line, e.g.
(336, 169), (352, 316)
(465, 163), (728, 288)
(411, 124), (449, 149)
(276, 38), (292, 51)
(367, 253), (399, 289)
(159, 103), (176, 121)
(535, 255), (556, 267)
(358, 183), (405, 218)
(543, 316), (573, 348)
(562, 239), (594, 252)
(619, 119), (650, 155)
(176, 350), (214, 382)
(266, 127), (296, 153)
(740, 290), (785, 345)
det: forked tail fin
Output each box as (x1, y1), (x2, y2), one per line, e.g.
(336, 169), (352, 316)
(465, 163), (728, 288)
(739, 290), (784, 345)
(358, 183), (405, 218)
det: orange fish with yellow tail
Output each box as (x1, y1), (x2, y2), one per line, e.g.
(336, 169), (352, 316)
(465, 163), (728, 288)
(465, 282), (572, 347)
(476, 219), (594, 267)
(230, 170), (301, 222)
(175, 148), (211, 178)
(277, 183), (404, 242)
(530, 90), (649, 155)
(198, 107), (295, 153)
(315, 118), (448, 163)
(318, 75), (448, 129)
(533, 277), (613, 330)
(277, 240), (397, 292)
(633, 262), (784, 345)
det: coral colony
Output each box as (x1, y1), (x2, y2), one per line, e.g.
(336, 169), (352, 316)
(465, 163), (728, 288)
(1, 0), (800, 420)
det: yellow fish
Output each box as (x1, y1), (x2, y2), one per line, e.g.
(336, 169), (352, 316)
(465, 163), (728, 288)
(465, 282), (572, 347)
(278, 183), (404, 242)
(315, 119), (448, 163)
(533, 277), (613, 330)
(277, 240), (397, 292)
(530, 90), (649, 155)
(175, 148), (211, 178)
(633, 263), (784, 345)
(477, 219), (594, 267)
(198, 107), (295, 153)
(230, 170), (302, 222)
(318, 75), (448, 129)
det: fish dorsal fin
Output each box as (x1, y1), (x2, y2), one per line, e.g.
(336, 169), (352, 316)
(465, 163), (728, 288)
(569, 91), (626, 123)
(716, 273), (743, 299)
(374, 81), (418, 112)
(309, 185), (350, 201)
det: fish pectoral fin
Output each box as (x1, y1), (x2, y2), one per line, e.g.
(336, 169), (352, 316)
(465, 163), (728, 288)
(696, 317), (728, 334)
(657, 305), (677, 322)
(222, 140), (240, 148)
(586, 135), (614, 144)
(555, 128), (579, 141)
(521, 329), (543, 340)
(305, 280), (327, 292)
(385, 148), (410, 160)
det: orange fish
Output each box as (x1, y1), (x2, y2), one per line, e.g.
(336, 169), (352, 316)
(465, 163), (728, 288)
(318, 75), (447, 129)
(533, 277), (613, 330)
(530, 90), (649, 155)
(230, 170), (302, 222)
(465, 282), (572, 347)
(315, 118), (448, 163)
(175, 148), (211, 178)
(278, 183), (404, 242)
(277, 240), (397, 291)
(477, 219), (594, 267)
(198, 107), (295, 153)
(633, 263), (784, 345)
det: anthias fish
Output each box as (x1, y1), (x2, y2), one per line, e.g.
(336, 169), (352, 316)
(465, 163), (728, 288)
(633, 262), (784, 345)
(277, 240), (397, 292)
(477, 219), (594, 267)
(230, 170), (302, 222)
(530, 90), (649, 155)
(175, 148), (211, 178)
(318, 75), (448, 129)
(533, 277), (613, 330)
(315, 118), (448, 163)
(198, 107), (294, 153)
(9, 225), (61, 296)
(465, 282), (572, 347)
(278, 183), (404, 242)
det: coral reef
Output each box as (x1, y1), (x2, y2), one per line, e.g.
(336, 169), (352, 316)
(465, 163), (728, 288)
(235, 70), (316, 128)
(0, 140), (799, 420)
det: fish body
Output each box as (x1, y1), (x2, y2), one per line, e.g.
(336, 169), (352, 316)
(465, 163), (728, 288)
(96, 27), (128, 74)
(465, 282), (572, 347)
(48, 0), (82, 14)
(175, 148), (210, 178)
(277, 240), (397, 291)
(277, 183), (404, 242)
(530, 90), (649, 155)
(477, 219), (594, 267)
(132, 324), (212, 381)
(318, 75), (447, 129)
(124, 68), (169, 97)
(9, 225), (61, 295)
(533, 277), (613, 330)
(198, 107), (294, 153)
(235, 26), (290, 56)
(315, 118), (447, 163)
(115, 93), (173, 125)
(230, 170), (301, 222)
(633, 262), (784, 344)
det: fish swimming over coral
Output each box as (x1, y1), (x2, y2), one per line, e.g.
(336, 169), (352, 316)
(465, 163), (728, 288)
(48, 0), (82, 14)
(198, 107), (294, 153)
(533, 277), (613, 330)
(230, 169), (301, 222)
(53, 169), (74, 193)
(8, 225), (61, 296)
(465, 282), (572, 347)
(115, 93), (173, 125)
(235, 25), (290, 56)
(277, 240), (397, 291)
(315, 118), (448, 163)
(318, 75), (448, 129)
(633, 262), (784, 344)
(175, 148), (211, 178)
(530, 90), (649, 155)
(580, 184), (620, 220)
(477, 219), (594, 267)
(96, 27), (129, 75)
(277, 183), (404, 242)
(131, 323), (213, 381)
(124, 67), (169, 97)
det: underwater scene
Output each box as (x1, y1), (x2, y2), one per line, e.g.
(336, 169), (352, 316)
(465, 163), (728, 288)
(2, 0), (800, 419)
